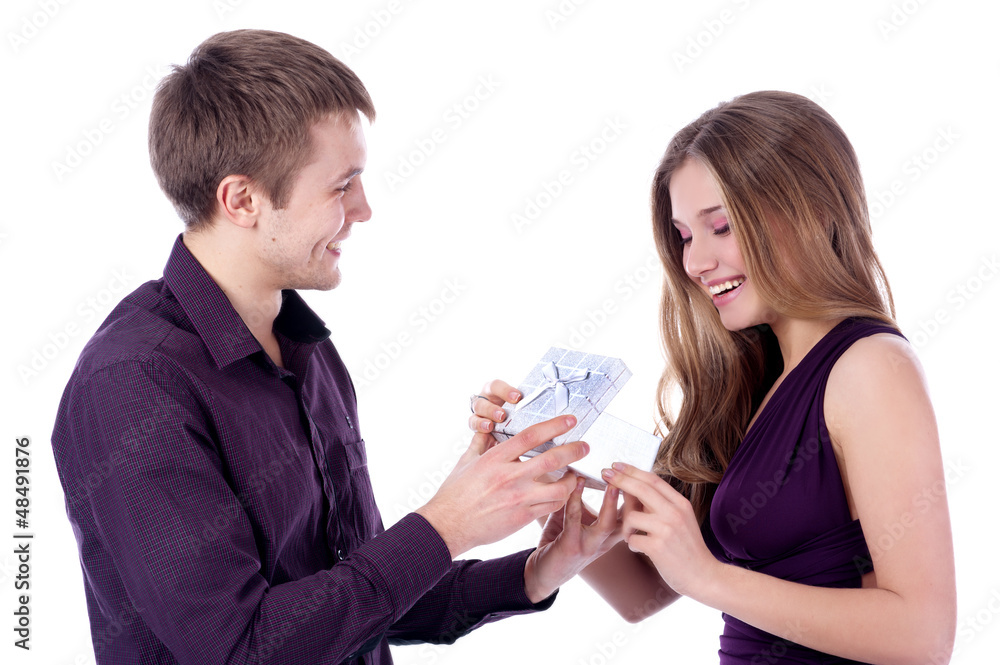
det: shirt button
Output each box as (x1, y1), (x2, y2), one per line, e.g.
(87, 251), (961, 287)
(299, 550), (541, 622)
(337, 548), (346, 561)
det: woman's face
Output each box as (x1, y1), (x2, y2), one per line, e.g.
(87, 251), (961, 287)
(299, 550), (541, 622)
(668, 158), (774, 331)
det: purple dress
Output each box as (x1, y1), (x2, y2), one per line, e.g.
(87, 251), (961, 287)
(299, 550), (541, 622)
(703, 317), (904, 664)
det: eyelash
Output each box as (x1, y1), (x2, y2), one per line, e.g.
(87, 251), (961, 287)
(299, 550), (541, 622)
(678, 224), (730, 246)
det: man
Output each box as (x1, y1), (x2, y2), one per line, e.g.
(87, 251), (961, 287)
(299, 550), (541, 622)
(52, 29), (617, 664)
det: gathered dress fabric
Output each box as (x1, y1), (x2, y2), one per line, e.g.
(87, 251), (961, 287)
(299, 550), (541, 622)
(703, 317), (904, 664)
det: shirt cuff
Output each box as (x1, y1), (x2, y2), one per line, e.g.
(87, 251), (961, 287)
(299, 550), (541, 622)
(459, 547), (559, 617)
(347, 512), (454, 620)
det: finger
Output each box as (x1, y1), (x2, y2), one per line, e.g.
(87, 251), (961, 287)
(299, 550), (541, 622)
(482, 379), (523, 406)
(468, 413), (498, 433)
(493, 415), (577, 462)
(601, 465), (672, 512)
(465, 431), (497, 458)
(622, 509), (661, 539)
(607, 463), (683, 504)
(594, 484), (621, 535)
(624, 532), (652, 556)
(528, 470), (579, 508)
(471, 395), (509, 423)
(525, 440), (589, 479)
(563, 476), (585, 538)
(620, 492), (643, 531)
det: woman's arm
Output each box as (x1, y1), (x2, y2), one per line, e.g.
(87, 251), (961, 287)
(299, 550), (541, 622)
(603, 333), (956, 665)
(577, 541), (681, 622)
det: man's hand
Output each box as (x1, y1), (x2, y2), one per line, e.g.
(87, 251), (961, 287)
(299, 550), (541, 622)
(416, 415), (588, 559)
(523, 476), (623, 603)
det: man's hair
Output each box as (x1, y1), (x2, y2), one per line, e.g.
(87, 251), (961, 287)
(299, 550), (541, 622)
(149, 29), (375, 230)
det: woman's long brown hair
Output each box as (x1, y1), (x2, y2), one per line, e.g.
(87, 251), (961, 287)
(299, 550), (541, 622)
(651, 91), (897, 522)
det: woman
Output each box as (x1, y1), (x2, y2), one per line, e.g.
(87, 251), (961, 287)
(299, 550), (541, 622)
(471, 91), (956, 664)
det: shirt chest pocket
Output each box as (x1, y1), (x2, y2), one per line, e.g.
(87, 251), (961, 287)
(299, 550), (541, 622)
(327, 436), (383, 544)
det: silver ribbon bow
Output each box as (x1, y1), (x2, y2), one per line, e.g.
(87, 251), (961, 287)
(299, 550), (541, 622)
(515, 362), (591, 414)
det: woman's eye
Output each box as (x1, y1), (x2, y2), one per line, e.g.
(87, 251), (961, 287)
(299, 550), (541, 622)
(713, 224), (730, 236)
(679, 235), (692, 245)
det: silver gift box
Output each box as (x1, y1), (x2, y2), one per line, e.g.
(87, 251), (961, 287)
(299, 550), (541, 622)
(493, 347), (661, 489)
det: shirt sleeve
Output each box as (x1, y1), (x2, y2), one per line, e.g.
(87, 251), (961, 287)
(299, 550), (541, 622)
(386, 543), (558, 646)
(55, 358), (457, 664)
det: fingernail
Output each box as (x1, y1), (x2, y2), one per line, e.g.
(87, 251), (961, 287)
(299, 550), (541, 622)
(581, 442), (590, 455)
(576, 477), (585, 491)
(611, 488), (619, 500)
(509, 390), (521, 403)
(565, 415), (577, 427)
(612, 462), (626, 472)
(601, 468), (614, 480)
(480, 420), (493, 432)
(494, 409), (505, 421)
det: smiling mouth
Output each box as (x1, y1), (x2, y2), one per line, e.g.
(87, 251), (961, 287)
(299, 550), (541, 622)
(326, 241), (342, 251)
(709, 277), (746, 297)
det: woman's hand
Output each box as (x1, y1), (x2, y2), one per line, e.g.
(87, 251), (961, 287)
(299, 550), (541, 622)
(468, 379), (521, 437)
(468, 379), (568, 484)
(523, 476), (623, 603)
(601, 463), (722, 599)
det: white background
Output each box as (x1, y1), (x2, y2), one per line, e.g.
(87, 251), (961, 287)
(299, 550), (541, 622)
(3, 0), (998, 663)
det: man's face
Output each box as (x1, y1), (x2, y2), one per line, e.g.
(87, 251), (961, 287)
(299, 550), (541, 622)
(256, 112), (370, 292)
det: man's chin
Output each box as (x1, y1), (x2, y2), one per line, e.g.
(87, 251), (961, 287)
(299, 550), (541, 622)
(286, 270), (342, 292)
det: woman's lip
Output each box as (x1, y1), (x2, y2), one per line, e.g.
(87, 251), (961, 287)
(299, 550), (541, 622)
(710, 278), (746, 306)
(705, 275), (746, 287)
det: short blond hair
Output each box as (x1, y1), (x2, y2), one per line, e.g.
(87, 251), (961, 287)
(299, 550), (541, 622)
(149, 29), (375, 230)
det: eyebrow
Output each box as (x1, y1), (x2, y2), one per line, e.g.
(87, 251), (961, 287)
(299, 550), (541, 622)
(671, 205), (724, 226)
(332, 167), (364, 184)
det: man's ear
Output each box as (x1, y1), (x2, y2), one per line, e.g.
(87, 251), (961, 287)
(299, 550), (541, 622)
(215, 175), (263, 229)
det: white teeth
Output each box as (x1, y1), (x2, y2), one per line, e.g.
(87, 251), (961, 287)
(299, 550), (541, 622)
(327, 241), (341, 251)
(709, 277), (745, 296)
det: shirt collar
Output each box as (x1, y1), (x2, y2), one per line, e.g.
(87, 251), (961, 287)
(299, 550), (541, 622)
(162, 234), (331, 369)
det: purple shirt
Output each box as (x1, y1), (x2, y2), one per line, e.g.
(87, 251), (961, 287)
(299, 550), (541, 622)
(51, 235), (552, 664)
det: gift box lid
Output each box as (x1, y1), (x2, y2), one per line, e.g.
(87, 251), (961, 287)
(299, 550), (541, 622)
(493, 347), (632, 446)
